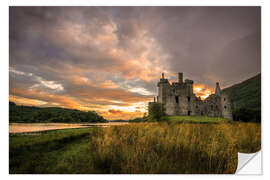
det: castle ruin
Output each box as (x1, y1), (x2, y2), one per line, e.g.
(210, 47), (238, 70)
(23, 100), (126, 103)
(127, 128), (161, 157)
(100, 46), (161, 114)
(149, 72), (232, 120)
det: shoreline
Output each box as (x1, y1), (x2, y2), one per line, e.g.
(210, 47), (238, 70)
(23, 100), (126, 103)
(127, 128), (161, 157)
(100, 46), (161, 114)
(9, 122), (129, 134)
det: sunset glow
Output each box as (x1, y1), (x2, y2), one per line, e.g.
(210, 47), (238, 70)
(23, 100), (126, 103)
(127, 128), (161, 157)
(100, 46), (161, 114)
(9, 7), (261, 120)
(193, 84), (214, 100)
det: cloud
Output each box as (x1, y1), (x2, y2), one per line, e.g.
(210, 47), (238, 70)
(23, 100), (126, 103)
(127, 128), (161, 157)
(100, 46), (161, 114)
(31, 76), (64, 92)
(9, 7), (261, 119)
(10, 67), (33, 76)
(193, 84), (214, 99)
(102, 109), (145, 120)
(10, 95), (47, 106)
(128, 87), (155, 96)
(108, 109), (123, 115)
(10, 68), (64, 92)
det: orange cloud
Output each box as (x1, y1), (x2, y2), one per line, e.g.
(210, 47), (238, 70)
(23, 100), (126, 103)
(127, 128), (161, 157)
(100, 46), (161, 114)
(70, 76), (92, 86)
(98, 80), (120, 89)
(41, 64), (89, 76)
(10, 85), (152, 120)
(10, 95), (47, 106)
(44, 20), (168, 83)
(108, 109), (123, 115)
(76, 88), (152, 103)
(101, 110), (145, 120)
(193, 84), (214, 99)
(10, 88), (95, 111)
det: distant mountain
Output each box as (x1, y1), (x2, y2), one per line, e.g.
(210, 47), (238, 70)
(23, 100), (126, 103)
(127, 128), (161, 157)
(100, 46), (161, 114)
(222, 73), (261, 122)
(9, 102), (107, 123)
(222, 73), (261, 110)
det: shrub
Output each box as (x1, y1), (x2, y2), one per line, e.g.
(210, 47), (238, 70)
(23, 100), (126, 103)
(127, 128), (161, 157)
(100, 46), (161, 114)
(233, 108), (261, 123)
(148, 102), (166, 121)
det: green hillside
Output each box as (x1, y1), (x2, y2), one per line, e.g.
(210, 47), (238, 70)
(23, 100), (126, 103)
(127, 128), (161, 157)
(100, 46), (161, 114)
(222, 73), (261, 122)
(222, 74), (261, 110)
(9, 102), (107, 123)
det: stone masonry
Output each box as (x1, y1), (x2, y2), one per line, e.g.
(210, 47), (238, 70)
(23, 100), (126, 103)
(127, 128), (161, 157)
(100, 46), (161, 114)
(149, 72), (233, 120)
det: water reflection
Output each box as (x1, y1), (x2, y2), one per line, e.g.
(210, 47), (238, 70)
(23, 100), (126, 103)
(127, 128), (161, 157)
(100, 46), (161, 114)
(9, 122), (129, 134)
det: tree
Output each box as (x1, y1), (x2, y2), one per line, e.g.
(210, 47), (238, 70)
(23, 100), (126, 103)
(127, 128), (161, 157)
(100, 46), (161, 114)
(148, 102), (165, 121)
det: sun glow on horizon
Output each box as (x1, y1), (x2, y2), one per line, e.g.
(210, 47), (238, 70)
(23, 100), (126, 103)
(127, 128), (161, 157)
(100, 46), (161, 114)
(9, 82), (215, 120)
(193, 84), (214, 100)
(9, 94), (150, 120)
(9, 7), (260, 120)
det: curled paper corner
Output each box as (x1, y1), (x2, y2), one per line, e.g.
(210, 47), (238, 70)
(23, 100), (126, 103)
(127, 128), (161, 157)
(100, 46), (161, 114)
(235, 150), (262, 175)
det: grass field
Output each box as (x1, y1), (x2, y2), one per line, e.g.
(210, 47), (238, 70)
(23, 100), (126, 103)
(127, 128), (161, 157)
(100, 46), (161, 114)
(162, 116), (230, 124)
(9, 122), (261, 174)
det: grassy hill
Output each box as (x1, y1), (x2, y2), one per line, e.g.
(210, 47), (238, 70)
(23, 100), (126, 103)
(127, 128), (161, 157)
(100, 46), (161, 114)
(222, 73), (261, 110)
(222, 73), (261, 122)
(9, 102), (107, 123)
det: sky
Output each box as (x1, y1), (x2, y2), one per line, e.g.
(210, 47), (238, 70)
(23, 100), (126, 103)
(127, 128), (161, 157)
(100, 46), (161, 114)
(9, 7), (261, 120)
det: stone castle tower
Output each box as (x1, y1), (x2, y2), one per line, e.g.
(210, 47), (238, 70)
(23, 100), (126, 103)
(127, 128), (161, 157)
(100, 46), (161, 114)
(150, 72), (232, 120)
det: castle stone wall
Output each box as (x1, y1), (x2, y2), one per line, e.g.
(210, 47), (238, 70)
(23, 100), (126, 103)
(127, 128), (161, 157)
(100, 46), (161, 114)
(221, 94), (233, 120)
(150, 72), (233, 120)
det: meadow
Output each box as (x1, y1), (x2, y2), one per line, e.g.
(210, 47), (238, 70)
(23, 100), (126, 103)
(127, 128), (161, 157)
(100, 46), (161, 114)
(160, 116), (230, 123)
(9, 120), (261, 174)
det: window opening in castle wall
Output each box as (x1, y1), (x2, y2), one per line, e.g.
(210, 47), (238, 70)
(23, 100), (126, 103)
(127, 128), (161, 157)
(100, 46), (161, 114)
(175, 96), (179, 103)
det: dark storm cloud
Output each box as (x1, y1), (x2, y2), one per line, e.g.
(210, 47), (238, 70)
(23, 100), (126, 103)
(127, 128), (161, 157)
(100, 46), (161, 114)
(141, 7), (261, 87)
(9, 7), (260, 118)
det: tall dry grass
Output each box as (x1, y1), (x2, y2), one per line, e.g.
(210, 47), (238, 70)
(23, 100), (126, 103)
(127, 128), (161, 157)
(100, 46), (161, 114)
(88, 122), (261, 174)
